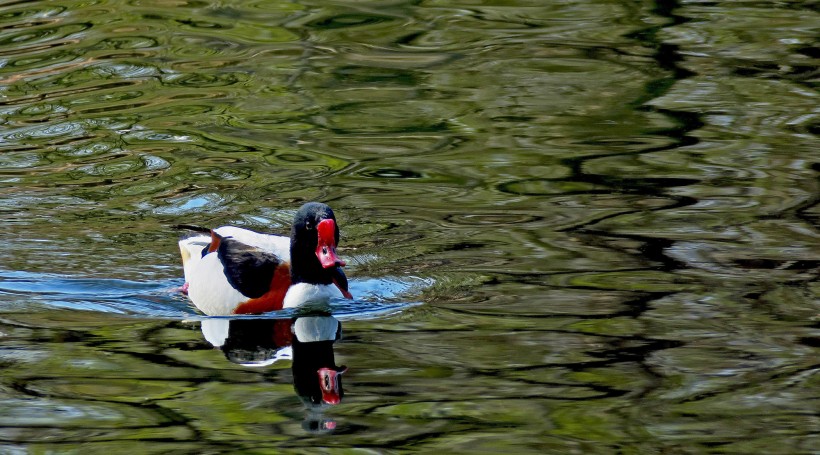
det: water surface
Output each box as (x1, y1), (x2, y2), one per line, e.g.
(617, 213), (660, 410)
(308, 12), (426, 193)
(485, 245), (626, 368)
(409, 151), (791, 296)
(1, 0), (818, 452)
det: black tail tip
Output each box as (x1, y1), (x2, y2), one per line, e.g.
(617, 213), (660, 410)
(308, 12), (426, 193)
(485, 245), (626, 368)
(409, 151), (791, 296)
(172, 224), (211, 233)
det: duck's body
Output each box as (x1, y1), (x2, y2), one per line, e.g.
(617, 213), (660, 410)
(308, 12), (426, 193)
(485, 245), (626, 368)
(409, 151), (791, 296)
(178, 203), (351, 316)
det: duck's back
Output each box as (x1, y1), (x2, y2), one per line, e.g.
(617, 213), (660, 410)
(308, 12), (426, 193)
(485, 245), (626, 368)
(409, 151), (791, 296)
(178, 227), (291, 315)
(212, 226), (290, 258)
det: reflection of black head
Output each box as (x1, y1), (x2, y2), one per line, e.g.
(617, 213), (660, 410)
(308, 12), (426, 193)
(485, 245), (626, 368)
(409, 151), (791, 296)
(201, 315), (346, 408)
(291, 316), (345, 406)
(301, 412), (338, 434)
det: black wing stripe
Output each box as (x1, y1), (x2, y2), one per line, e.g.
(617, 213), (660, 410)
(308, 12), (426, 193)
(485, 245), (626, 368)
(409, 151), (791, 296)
(217, 237), (284, 298)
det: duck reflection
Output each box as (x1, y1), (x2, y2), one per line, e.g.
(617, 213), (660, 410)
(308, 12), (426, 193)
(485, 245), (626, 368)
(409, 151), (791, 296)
(291, 316), (346, 407)
(199, 314), (346, 431)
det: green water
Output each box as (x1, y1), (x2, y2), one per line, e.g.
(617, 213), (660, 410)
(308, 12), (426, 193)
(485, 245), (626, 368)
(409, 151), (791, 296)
(1, 0), (818, 452)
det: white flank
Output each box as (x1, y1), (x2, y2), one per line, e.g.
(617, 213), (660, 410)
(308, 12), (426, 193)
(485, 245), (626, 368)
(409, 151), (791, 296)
(186, 252), (248, 315)
(283, 283), (341, 309)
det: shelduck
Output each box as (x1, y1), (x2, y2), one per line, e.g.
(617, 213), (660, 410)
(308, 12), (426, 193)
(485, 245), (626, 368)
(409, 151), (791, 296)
(178, 202), (352, 315)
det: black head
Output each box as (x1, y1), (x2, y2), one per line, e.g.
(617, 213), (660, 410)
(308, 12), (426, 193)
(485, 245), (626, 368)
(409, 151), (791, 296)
(290, 203), (352, 298)
(291, 202), (339, 250)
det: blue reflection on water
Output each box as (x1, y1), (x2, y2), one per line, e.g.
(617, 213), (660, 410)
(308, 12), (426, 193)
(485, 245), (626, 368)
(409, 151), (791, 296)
(0, 269), (427, 319)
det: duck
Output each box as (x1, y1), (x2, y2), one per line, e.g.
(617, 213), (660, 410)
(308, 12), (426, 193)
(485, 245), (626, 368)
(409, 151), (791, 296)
(178, 202), (352, 316)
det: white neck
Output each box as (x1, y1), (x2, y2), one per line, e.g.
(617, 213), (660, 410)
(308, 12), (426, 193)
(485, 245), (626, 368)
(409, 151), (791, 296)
(282, 283), (338, 308)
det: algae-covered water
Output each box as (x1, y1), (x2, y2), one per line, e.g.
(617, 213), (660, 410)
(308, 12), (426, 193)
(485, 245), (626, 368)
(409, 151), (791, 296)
(1, 0), (818, 452)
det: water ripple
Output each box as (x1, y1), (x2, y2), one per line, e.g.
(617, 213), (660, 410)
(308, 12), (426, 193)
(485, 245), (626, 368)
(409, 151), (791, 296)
(0, 269), (428, 320)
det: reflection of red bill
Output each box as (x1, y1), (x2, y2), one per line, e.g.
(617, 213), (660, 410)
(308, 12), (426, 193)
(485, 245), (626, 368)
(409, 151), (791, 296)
(323, 420), (337, 430)
(318, 366), (347, 405)
(316, 219), (345, 268)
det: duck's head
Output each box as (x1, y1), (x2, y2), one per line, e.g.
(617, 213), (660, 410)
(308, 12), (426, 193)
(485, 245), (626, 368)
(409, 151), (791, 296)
(290, 202), (352, 298)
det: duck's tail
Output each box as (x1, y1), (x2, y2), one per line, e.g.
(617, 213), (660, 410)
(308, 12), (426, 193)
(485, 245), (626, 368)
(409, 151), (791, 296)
(178, 234), (211, 282)
(172, 224), (211, 233)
